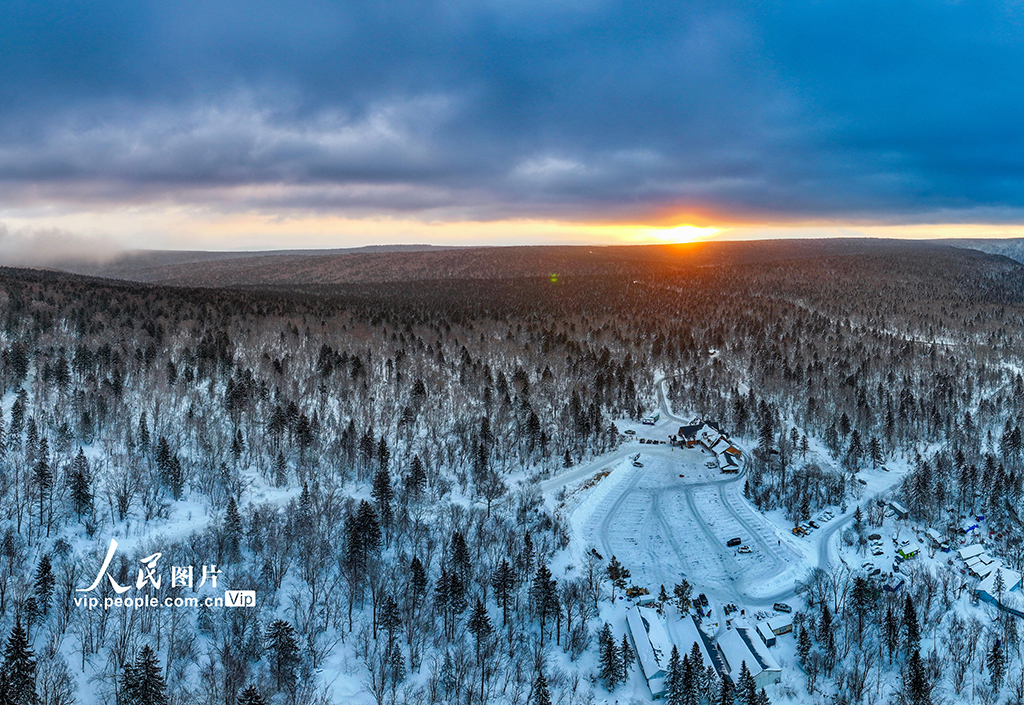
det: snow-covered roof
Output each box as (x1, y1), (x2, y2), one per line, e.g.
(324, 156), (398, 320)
(973, 560), (1003, 580)
(679, 424), (702, 440)
(925, 529), (943, 542)
(717, 628), (780, 683)
(626, 606), (671, 683)
(979, 568), (1022, 597)
(767, 617), (792, 634)
(675, 615), (716, 671)
(889, 501), (909, 516)
(959, 544), (985, 560)
(743, 627), (781, 673)
(756, 623), (775, 644)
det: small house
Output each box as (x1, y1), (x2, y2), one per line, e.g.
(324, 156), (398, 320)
(767, 616), (793, 636)
(959, 544), (985, 561)
(889, 501), (910, 520)
(756, 623), (775, 647)
(717, 628), (781, 688)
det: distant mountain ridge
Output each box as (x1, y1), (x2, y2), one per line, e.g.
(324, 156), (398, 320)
(40, 238), (1000, 289)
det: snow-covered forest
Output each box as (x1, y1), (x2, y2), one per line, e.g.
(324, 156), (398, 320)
(3, 242), (1024, 705)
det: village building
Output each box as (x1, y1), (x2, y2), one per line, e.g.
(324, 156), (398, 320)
(767, 616), (793, 636)
(673, 614), (720, 671)
(626, 606), (672, 699)
(716, 627), (782, 688)
(888, 501), (910, 520)
(677, 421), (742, 472)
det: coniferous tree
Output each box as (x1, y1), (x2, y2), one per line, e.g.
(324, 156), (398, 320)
(532, 670), (551, 705)
(32, 556), (54, 617)
(738, 660), (757, 705)
(620, 632), (634, 681)
(597, 623), (619, 689)
(266, 620), (300, 693)
(491, 559), (515, 627)
(371, 464), (394, 539)
(407, 455), (427, 498)
(121, 645), (168, 705)
(665, 645), (684, 704)
(903, 593), (920, 654)
(673, 580), (693, 613)
(530, 563), (557, 646)
(235, 686), (266, 705)
(0, 620), (36, 705)
(797, 626), (812, 664)
(69, 448), (92, 519)
(988, 638), (1006, 692)
(902, 648), (931, 705)
(718, 674), (734, 705)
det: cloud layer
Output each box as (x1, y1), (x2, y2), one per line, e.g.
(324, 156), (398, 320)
(1, 0), (1023, 232)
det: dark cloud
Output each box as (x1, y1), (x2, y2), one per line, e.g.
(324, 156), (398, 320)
(0, 0), (1022, 224)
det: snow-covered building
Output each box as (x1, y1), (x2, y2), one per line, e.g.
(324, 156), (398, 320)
(978, 568), (1022, 597)
(674, 615), (718, 671)
(677, 421), (742, 472)
(925, 528), (947, 549)
(626, 606), (672, 699)
(756, 623), (775, 647)
(717, 627), (781, 688)
(888, 501), (909, 520)
(767, 616), (793, 636)
(959, 544), (985, 561)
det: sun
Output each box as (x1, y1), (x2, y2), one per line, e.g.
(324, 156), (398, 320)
(606, 223), (722, 244)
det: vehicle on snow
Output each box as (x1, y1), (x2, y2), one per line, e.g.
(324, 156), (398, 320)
(773, 602), (792, 613)
(726, 537), (742, 548)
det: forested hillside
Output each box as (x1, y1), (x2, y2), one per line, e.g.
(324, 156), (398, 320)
(3, 241), (1024, 704)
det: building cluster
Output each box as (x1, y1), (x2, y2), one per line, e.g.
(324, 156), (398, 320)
(954, 543), (1024, 613)
(626, 605), (787, 699)
(676, 421), (743, 473)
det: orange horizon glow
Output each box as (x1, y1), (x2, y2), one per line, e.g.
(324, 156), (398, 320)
(5, 204), (1024, 254)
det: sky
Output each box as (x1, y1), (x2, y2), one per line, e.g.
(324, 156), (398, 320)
(2, 0), (1024, 260)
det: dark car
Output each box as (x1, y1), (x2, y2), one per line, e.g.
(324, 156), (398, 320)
(727, 537), (742, 548)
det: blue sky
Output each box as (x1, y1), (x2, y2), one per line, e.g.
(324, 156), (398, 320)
(1, 0), (1023, 257)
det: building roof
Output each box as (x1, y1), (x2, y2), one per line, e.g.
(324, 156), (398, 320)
(756, 623), (775, 644)
(679, 424), (702, 440)
(672, 615), (716, 671)
(741, 627), (781, 673)
(717, 628), (780, 682)
(979, 568), (1023, 597)
(959, 544), (985, 560)
(767, 617), (792, 634)
(626, 606), (671, 683)
(889, 501), (909, 516)
(973, 560), (1003, 580)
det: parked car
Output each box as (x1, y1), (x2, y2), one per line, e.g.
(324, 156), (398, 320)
(773, 602), (792, 613)
(727, 537), (742, 548)
(738, 545), (752, 554)
(809, 521), (819, 529)
(624, 429), (636, 435)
